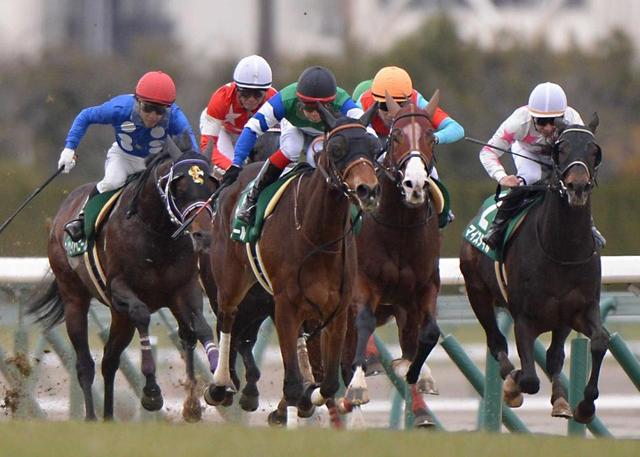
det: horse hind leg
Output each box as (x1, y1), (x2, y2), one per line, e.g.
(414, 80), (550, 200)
(62, 294), (97, 420)
(101, 312), (135, 420)
(511, 317), (540, 399)
(573, 308), (609, 424)
(238, 323), (263, 412)
(547, 326), (572, 419)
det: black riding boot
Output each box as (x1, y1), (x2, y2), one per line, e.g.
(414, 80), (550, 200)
(65, 186), (99, 242)
(236, 161), (282, 225)
(482, 208), (512, 250)
(591, 218), (607, 249)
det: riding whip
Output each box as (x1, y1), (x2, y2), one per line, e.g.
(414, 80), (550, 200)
(0, 166), (65, 236)
(464, 136), (551, 167)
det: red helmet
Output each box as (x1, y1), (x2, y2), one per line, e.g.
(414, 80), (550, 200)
(135, 71), (176, 105)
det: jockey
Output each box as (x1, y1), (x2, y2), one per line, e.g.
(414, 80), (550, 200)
(357, 66), (464, 154)
(223, 65), (373, 226)
(357, 66), (464, 225)
(480, 81), (606, 249)
(58, 70), (199, 242)
(199, 55), (277, 175)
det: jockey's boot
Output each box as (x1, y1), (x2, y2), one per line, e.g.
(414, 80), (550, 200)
(64, 186), (99, 242)
(236, 160), (282, 225)
(482, 209), (511, 250)
(591, 218), (607, 249)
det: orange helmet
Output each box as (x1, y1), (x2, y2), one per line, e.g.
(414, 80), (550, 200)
(135, 71), (176, 105)
(371, 66), (413, 102)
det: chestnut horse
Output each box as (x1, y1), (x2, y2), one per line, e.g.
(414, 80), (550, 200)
(459, 116), (607, 423)
(341, 93), (443, 427)
(202, 104), (381, 427)
(28, 137), (218, 421)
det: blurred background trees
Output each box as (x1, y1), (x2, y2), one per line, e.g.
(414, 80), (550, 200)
(1, 13), (638, 257)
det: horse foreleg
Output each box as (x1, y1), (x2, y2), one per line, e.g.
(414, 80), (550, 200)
(211, 308), (238, 393)
(239, 328), (262, 412)
(547, 326), (572, 419)
(573, 307), (609, 424)
(345, 306), (375, 406)
(111, 277), (163, 412)
(513, 317), (540, 395)
(406, 317), (440, 428)
(101, 311), (135, 420)
(275, 306), (303, 429)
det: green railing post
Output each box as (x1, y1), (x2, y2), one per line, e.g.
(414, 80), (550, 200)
(568, 335), (589, 436)
(607, 332), (640, 391)
(389, 389), (403, 430)
(440, 333), (529, 433)
(482, 349), (502, 432)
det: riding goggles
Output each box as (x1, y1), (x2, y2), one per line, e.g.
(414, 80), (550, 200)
(534, 116), (562, 127)
(237, 88), (266, 99)
(139, 100), (169, 115)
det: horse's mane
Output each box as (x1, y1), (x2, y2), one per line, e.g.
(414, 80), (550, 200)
(127, 151), (172, 217)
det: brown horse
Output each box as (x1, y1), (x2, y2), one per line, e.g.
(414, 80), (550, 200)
(340, 93), (443, 427)
(202, 104), (381, 428)
(27, 137), (218, 421)
(459, 116), (607, 423)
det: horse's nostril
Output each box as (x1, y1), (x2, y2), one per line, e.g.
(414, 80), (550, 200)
(356, 184), (371, 200)
(404, 180), (414, 189)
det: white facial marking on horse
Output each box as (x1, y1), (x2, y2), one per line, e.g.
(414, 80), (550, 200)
(402, 155), (428, 206)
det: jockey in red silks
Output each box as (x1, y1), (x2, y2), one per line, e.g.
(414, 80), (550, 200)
(199, 55), (277, 175)
(57, 71), (198, 242)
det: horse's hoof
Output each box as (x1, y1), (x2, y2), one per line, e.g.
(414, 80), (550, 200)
(297, 404), (315, 418)
(203, 384), (229, 407)
(503, 376), (523, 408)
(573, 401), (595, 424)
(221, 392), (234, 407)
(364, 357), (384, 377)
(182, 398), (203, 423)
(239, 393), (259, 412)
(414, 413), (436, 429)
(551, 397), (572, 419)
(417, 377), (439, 396)
(141, 391), (164, 412)
(267, 409), (286, 427)
(345, 386), (370, 406)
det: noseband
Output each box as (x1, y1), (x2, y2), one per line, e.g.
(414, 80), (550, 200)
(156, 158), (214, 229)
(552, 127), (601, 197)
(318, 123), (377, 199)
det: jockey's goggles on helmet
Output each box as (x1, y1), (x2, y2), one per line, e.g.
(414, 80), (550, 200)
(237, 88), (266, 99)
(138, 100), (169, 115)
(300, 101), (328, 112)
(378, 99), (408, 112)
(534, 116), (561, 127)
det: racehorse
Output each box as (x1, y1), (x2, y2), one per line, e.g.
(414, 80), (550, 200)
(202, 104), (381, 427)
(27, 136), (218, 421)
(459, 116), (607, 423)
(341, 93), (442, 427)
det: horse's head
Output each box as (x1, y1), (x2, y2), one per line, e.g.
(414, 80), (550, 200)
(155, 135), (217, 251)
(315, 102), (381, 213)
(382, 90), (439, 207)
(551, 114), (602, 207)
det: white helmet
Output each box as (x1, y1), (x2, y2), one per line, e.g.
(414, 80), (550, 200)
(528, 82), (567, 117)
(233, 55), (272, 90)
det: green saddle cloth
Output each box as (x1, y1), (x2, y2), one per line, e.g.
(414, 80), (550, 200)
(231, 166), (363, 244)
(463, 190), (542, 261)
(63, 188), (121, 257)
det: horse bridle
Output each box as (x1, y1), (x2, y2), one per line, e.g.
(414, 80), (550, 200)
(317, 123), (377, 200)
(380, 111), (436, 187)
(551, 127), (602, 197)
(155, 158), (214, 231)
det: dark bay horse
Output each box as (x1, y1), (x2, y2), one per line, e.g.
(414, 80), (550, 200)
(28, 137), (218, 421)
(202, 104), (381, 428)
(459, 116), (607, 423)
(341, 93), (443, 427)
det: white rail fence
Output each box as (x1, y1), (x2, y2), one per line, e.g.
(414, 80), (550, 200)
(1, 256), (640, 286)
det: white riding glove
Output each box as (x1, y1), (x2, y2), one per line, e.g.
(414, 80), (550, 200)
(58, 148), (76, 173)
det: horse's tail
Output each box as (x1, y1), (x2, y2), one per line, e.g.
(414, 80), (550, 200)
(26, 275), (65, 330)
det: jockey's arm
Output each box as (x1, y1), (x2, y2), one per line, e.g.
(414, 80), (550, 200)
(479, 116), (520, 184)
(64, 97), (123, 149)
(232, 94), (284, 168)
(168, 105), (200, 153)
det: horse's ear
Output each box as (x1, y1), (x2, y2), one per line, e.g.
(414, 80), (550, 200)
(164, 135), (184, 160)
(587, 112), (599, 134)
(425, 89), (440, 119)
(359, 101), (379, 127)
(317, 102), (337, 131)
(384, 91), (402, 117)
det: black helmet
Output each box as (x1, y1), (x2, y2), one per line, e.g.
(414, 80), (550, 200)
(296, 66), (337, 103)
